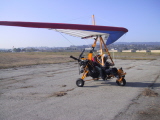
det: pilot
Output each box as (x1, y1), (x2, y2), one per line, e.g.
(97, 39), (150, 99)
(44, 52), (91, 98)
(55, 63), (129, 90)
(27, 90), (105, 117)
(92, 54), (108, 80)
(93, 54), (118, 80)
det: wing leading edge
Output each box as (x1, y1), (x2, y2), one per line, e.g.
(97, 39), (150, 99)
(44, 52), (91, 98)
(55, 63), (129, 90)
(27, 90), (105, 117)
(0, 21), (128, 45)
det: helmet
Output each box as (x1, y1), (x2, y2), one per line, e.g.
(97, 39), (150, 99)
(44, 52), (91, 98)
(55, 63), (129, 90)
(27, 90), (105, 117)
(103, 54), (108, 59)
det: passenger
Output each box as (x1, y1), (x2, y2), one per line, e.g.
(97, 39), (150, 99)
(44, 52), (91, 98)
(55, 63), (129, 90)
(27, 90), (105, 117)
(103, 54), (114, 69)
(103, 54), (119, 78)
(93, 54), (118, 79)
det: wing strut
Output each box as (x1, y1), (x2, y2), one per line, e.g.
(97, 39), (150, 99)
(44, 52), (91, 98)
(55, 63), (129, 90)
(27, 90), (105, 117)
(100, 36), (114, 65)
(91, 36), (114, 66)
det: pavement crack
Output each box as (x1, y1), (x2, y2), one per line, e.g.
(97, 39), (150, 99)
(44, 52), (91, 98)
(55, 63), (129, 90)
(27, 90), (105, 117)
(148, 75), (160, 89)
(114, 93), (142, 120)
(114, 74), (160, 120)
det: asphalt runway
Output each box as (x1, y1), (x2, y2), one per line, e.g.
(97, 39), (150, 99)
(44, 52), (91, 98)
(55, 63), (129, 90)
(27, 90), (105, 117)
(0, 59), (160, 120)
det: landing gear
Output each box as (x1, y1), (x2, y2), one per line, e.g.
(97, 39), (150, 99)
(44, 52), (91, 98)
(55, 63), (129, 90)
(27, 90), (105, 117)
(76, 78), (85, 87)
(116, 78), (126, 86)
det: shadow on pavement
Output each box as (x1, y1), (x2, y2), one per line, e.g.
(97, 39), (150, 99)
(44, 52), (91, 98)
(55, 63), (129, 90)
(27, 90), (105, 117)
(108, 81), (160, 88)
(83, 80), (160, 88)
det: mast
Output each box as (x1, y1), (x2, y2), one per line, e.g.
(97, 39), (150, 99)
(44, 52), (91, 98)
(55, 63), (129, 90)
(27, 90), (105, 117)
(91, 15), (114, 66)
(92, 15), (96, 25)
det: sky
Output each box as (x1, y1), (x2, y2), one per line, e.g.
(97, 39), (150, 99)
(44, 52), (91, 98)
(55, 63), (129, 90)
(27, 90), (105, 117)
(0, 0), (160, 49)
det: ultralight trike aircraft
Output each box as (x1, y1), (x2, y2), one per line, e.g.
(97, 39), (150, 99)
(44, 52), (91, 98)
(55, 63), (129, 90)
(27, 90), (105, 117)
(0, 15), (128, 87)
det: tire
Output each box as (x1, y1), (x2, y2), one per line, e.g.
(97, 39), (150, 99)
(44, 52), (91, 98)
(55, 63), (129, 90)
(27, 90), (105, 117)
(76, 79), (85, 87)
(116, 78), (126, 86)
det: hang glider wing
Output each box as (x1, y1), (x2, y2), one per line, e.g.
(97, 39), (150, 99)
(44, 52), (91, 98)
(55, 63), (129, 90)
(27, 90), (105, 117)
(0, 21), (128, 45)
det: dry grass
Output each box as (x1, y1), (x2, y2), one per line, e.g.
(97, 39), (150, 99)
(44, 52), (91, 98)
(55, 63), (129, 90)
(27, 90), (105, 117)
(0, 52), (80, 69)
(20, 86), (34, 89)
(0, 52), (159, 69)
(110, 52), (159, 60)
(53, 91), (67, 97)
(142, 88), (158, 97)
(49, 88), (74, 97)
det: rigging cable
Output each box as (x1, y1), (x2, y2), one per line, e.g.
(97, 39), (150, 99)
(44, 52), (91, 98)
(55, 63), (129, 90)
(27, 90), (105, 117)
(83, 39), (97, 57)
(96, 16), (117, 26)
(63, 16), (91, 23)
(58, 32), (76, 46)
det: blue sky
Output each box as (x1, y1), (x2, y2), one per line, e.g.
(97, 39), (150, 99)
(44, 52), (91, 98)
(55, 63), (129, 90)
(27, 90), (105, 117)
(0, 0), (160, 49)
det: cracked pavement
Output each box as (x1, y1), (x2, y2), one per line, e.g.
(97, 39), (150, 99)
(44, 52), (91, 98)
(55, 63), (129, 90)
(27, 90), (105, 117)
(0, 59), (160, 120)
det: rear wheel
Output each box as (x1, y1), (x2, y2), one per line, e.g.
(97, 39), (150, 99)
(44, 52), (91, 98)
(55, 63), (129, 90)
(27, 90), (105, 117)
(76, 79), (85, 87)
(116, 78), (126, 86)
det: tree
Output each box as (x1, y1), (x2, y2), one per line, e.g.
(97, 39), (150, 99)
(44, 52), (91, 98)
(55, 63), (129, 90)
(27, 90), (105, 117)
(13, 48), (21, 52)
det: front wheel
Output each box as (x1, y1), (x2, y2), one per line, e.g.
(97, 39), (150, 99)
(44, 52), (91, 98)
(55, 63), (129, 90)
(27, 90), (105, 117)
(116, 78), (126, 86)
(76, 79), (85, 87)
